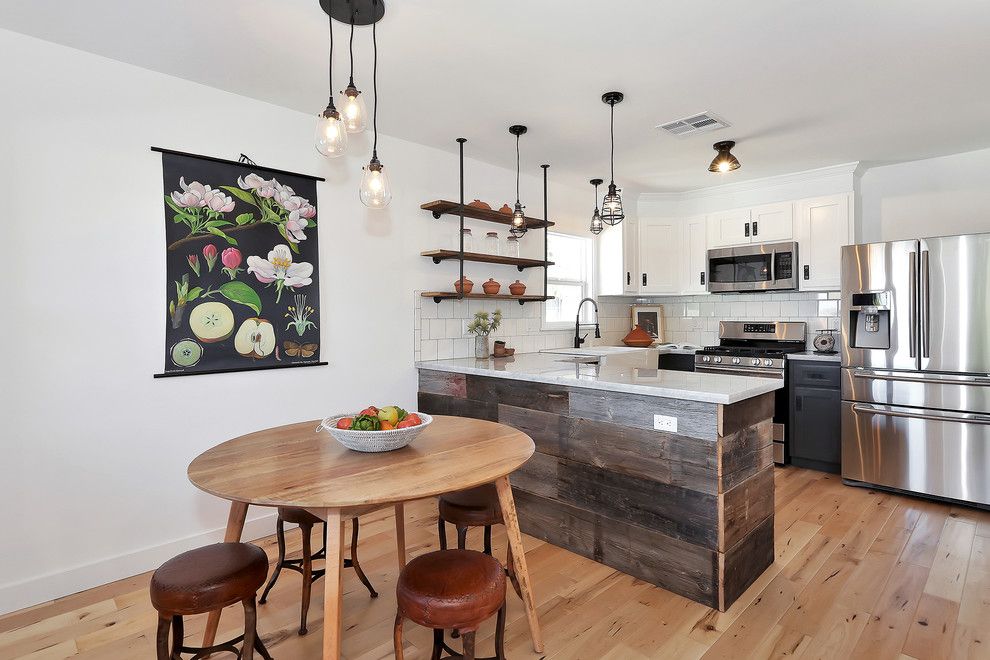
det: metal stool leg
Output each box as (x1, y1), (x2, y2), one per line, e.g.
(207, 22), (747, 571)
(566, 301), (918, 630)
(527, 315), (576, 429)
(242, 597), (258, 660)
(259, 517), (286, 604)
(299, 520), (313, 635)
(349, 517), (378, 597)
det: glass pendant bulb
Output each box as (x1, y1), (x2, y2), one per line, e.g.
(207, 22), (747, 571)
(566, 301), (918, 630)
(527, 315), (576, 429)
(338, 82), (367, 133)
(315, 103), (348, 157)
(359, 155), (392, 208)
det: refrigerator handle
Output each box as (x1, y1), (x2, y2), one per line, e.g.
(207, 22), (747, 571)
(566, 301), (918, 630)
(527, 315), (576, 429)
(908, 252), (918, 357)
(921, 250), (930, 358)
(852, 403), (990, 426)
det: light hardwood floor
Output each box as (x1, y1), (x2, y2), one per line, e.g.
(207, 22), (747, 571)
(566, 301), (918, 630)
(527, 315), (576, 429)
(3, 466), (990, 659)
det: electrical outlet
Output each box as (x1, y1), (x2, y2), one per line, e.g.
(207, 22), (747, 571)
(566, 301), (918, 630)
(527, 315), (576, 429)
(654, 414), (677, 432)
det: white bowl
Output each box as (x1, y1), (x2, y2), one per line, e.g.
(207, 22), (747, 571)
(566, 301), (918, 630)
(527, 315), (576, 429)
(316, 412), (433, 452)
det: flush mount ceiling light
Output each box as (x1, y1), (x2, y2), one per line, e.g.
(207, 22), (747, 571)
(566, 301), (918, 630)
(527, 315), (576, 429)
(509, 124), (528, 238)
(359, 0), (391, 208)
(709, 140), (741, 173)
(600, 91), (625, 226)
(589, 178), (604, 235)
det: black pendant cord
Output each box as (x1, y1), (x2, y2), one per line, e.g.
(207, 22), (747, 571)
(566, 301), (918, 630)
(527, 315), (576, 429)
(609, 102), (615, 185)
(327, 12), (335, 107)
(371, 10), (378, 159)
(348, 14), (356, 86)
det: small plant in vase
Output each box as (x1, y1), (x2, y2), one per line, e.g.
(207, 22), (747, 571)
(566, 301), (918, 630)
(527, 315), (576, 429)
(466, 309), (502, 359)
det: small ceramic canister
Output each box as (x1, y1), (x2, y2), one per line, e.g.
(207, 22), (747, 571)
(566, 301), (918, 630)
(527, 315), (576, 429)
(454, 277), (474, 294)
(482, 278), (501, 295)
(509, 280), (526, 295)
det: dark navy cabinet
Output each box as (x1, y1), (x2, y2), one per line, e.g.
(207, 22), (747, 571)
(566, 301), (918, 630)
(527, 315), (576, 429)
(788, 360), (841, 473)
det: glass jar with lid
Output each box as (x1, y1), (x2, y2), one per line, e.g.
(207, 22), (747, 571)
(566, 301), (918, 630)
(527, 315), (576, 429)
(484, 231), (500, 256)
(504, 235), (520, 258)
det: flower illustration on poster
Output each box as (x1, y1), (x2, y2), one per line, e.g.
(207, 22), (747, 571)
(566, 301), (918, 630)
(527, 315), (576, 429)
(157, 150), (322, 376)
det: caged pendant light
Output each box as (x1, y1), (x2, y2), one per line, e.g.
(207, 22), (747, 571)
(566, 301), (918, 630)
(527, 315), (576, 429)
(600, 91), (625, 226)
(589, 178), (604, 235)
(315, 11), (347, 157)
(509, 124), (528, 238)
(359, 2), (392, 208)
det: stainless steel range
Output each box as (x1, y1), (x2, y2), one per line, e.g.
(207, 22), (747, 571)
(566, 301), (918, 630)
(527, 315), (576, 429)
(696, 321), (807, 463)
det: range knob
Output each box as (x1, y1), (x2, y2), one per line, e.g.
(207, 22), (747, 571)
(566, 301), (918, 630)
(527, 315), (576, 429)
(764, 358), (773, 366)
(731, 357), (741, 365)
(701, 355), (711, 363)
(713, 356), (722, 364)
(751, 358), (761, 366)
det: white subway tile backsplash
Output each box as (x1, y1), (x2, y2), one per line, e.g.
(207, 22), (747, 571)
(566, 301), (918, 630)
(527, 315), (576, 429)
(429, 318), (445, 340)
(436, 339), (453, 360)
(818, 300), (839, 317)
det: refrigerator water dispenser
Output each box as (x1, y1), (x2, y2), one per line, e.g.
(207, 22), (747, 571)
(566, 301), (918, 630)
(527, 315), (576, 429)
(848, 292), (890, 349)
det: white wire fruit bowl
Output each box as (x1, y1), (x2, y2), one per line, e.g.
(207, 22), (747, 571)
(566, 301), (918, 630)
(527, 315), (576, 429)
(316, 413), (434, 452)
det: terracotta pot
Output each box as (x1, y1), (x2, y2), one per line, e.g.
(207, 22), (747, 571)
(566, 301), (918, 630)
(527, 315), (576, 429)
(468, 199), (491, 210)
(498, 204), (513, 215)
(508, 279), (527, 296)
(454, 277), (474, 294)
(482, 278), (501, 295)
(622, 324), (655, 347)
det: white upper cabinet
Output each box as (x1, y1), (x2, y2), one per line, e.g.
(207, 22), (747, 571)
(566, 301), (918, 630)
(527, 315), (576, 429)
(638, 218), (679, 294)
(681, 216), (709, 294)
(707, 208), (752, 248)
(795, 193), (853, 291)
(622, 216), (639, 294)
(749, 203), (794, 243)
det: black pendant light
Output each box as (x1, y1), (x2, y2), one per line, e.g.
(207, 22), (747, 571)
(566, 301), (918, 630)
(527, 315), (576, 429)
(589, 178), (604, 235)
(509, 124), (528, 238)
(359, 1), (391, 208)
(709, 140), (741, 173)
(600, 92), (625, 226)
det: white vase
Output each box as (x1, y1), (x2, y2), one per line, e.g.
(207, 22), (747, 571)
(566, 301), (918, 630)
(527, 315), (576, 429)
(475, 335), (491, 359)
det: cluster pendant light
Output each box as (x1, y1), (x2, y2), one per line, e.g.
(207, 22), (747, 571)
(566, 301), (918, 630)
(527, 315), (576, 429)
(600, 91), (625, 226)
(589, 178), (604, 235)
(314, 0), (390, 208)
(709, 140), (741, 173)
(509, 125), (528, 238)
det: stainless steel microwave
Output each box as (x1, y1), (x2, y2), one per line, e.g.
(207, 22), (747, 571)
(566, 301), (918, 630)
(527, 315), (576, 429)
(707, 241), (798, 292)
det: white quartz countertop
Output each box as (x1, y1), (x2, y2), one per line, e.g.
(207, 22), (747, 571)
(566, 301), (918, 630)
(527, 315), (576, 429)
(788, 351), (841, 363)
(417, 350), (782, 404)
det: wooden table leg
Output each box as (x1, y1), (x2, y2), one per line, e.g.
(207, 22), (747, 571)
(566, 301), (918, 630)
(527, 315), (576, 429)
(321, 508), (345, 660)
(394, 502), (407, 568)
(202, 501), (249, 649)
(494, 476), (544, 653)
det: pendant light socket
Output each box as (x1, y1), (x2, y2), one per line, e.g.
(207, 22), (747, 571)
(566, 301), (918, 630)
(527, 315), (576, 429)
(709, 140), (741, 173)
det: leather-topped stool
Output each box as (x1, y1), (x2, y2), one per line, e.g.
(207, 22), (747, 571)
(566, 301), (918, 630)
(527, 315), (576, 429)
(150, 542), (272, 660)
(393, 549), (506, 660)
(438, 484), (521, 601)
(259, 507), (376, 635)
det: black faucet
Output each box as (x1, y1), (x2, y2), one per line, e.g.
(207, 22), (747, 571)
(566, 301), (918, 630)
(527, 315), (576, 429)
(574, 298), (601, 348)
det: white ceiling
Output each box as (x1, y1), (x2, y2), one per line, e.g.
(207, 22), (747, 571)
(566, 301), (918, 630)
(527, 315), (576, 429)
(3, 0), (989, 194)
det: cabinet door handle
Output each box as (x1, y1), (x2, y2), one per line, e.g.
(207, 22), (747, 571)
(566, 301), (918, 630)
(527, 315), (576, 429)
(803, 265), (810, 280)
(700, 272), (706, 285)
(642, 273), (647, 287)
(744, 222), (750, 237)
(795, 395), (802, 412)
(626, 271), (631, 286)
(752, 221), (758, 236)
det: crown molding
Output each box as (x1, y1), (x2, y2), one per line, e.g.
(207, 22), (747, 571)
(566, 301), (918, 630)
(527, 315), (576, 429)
(639, 162), (861, 205)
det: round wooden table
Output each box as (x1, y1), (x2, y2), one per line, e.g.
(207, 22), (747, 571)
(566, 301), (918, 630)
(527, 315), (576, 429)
(188, 415), (543, 660)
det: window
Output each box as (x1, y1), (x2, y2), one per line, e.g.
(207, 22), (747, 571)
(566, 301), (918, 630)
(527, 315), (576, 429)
(544, 232), (595, 329)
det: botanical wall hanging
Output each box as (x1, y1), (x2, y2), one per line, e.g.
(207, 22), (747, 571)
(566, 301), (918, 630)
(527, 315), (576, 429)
(153, 148), (326, 377)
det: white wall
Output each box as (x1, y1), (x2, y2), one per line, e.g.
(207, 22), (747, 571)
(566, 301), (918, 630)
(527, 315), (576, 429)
(0, 29), (588, 614)
(858, 147), (990, 243)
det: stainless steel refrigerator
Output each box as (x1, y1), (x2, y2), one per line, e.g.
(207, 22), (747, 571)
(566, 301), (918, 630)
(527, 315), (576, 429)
(841, 233), (990, 507)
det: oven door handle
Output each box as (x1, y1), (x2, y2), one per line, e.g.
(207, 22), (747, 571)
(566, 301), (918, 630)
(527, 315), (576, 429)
(851, 370), (990, 386)
(851, 403), (990, 426)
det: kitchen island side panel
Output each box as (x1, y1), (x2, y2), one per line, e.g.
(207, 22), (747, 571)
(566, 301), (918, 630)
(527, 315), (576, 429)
(417, 369), (775, 611)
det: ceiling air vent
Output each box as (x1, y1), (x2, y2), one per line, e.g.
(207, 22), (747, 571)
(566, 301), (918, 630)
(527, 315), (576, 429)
(657, 111), (730, 138)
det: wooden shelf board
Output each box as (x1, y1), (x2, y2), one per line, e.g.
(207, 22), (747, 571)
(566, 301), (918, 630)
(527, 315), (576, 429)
(421, 292), (554, 304)
(421, 250), (553, 269)
(421, 200), (554, 228)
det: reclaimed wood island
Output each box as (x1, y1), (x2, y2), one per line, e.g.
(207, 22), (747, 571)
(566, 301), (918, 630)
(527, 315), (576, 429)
(417, 349), (781, 611)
